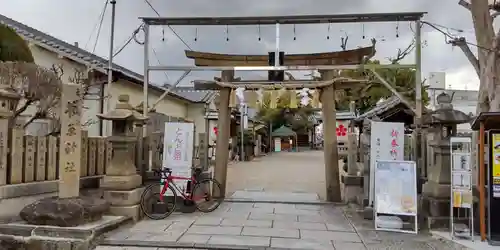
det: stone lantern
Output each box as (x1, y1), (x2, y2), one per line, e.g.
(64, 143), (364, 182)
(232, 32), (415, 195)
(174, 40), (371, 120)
(422, 92), (472, 228)
(0, 86), (21, 118)
(97, 94), (147, 220)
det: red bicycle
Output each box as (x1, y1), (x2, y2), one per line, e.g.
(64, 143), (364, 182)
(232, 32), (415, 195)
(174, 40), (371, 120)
(140, 168), (223, 220)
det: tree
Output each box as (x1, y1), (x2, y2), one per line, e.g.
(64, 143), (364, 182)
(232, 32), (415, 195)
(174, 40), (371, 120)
(256, 90), (315, 134)
(0, 24), (34, 63)
(0, 62), (104, 134)
(0, 24), (103, 134)
(337, 60), (430, 114)
(455, 0), (500, 113)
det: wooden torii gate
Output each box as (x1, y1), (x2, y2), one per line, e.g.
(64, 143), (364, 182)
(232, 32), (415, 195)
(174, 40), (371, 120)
(186, 45), (375, 202)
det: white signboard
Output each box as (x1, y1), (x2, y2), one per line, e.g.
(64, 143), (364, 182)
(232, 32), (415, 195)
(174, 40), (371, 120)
(374, 160), (418, 234)
(162, 122), (194, 195)
(274, 138), (281, 152)
(369, 121), (405, 205)
(450, 137), (474, 240)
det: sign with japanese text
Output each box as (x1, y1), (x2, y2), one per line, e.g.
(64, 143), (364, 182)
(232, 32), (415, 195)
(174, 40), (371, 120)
(163, 122), (194, 173)
(369, 121), (405, 205)
(162, 122), (194, 196)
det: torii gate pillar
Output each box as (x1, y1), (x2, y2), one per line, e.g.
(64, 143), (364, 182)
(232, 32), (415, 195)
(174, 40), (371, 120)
(213, 70), (233, 197)
(320, 71), (342, 202)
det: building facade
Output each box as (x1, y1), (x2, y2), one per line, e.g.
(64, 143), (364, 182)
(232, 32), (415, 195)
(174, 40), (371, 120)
(0, 14), (216, 138)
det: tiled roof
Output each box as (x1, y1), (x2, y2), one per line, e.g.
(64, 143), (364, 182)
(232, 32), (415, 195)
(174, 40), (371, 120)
(0, 13), (212, 103)
(354, 96), (402, 122)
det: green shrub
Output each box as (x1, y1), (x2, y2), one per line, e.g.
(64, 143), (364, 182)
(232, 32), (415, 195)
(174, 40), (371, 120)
(0, 24), (34, 62)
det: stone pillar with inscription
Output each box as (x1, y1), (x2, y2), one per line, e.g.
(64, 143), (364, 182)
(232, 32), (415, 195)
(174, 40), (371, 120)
(20, 83), (109, 227)
(98, 95), (148, 221)
(59, 83), (83, 198)
(360, 118), (375, 219)
(0, 87), (21, 186)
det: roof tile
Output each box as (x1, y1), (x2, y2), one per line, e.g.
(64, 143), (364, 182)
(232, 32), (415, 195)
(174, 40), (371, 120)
(0, 13), (211, 103)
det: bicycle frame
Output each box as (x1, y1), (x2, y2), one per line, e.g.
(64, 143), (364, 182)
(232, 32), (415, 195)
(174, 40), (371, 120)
(159, 172), (207, 202)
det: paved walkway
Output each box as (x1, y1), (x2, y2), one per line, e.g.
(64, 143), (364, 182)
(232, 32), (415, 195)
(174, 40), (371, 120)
(226, 151), (328, 199)
(98, 201), (469, 250)
(97, 151), (470, 250)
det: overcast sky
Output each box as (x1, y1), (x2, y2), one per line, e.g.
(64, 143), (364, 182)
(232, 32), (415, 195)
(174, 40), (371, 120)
(0, 0), (483, 90)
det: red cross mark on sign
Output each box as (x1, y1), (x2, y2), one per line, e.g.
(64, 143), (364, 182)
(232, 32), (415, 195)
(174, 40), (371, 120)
(336, 124), (347, 136)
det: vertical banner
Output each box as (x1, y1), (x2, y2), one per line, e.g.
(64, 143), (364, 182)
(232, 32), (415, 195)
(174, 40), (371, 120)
(163, 122), (194, 195)
(369, 121), (405, 205)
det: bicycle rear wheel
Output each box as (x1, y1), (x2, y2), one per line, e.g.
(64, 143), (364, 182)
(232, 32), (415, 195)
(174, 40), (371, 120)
(140, 183), (177, 220)
(192, 178), (223, 213)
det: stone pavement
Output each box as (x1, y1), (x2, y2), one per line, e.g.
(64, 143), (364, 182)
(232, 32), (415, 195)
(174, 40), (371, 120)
(98, 201), (470, 250)
(226, 151), (328, 199)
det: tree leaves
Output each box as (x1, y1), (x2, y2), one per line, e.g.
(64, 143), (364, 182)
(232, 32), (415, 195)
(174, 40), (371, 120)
(0, 24), (34, 63)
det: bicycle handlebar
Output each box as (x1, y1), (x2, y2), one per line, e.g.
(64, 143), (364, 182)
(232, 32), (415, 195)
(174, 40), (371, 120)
(153, 168), (172, 176)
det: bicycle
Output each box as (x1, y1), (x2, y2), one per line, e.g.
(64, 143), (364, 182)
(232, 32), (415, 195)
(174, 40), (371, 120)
(140, 167), (223, 220)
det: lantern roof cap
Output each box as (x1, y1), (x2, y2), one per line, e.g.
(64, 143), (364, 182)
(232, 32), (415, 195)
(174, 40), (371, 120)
(97, 94), (148, 121)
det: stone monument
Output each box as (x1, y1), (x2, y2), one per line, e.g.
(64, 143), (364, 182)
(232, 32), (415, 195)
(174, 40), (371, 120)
(422, 92), (472, 229)
(358, 116), (382, 219)
(20, 82), (109, 227)
(0, 86), (20, 186)
(98, 94), (147, 221)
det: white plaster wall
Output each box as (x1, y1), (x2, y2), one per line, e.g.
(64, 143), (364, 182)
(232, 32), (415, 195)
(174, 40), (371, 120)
(24, 44), (193, 137)
(24, 45), (100, 136)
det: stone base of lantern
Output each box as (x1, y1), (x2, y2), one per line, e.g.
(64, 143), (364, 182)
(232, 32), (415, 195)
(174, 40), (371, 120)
(422, 181), (467, 230)
(341, 175), (363, 203)
(101, 174), (144, 221)
(101, 175), (142, 191)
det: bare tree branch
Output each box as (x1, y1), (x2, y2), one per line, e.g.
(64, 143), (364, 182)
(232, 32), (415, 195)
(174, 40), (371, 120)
(387, 40), (415, 64)
(450, 37), (480, 76)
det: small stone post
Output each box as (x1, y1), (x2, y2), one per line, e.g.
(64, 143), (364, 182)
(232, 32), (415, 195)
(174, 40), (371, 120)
(0, 87), (20, 186)
(360, 119), (375, 219)
(342, 101), (363, 203)
(98, 95), (148, 221)
(59, 83), (82, 198)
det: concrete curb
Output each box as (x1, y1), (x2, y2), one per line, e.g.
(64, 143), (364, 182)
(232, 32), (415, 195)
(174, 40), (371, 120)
(100, 238), (292, 250)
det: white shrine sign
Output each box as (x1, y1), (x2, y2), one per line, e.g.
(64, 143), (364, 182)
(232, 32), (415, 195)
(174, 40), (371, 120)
(162, 122), (194, 195)
(369, 121), (405, 205)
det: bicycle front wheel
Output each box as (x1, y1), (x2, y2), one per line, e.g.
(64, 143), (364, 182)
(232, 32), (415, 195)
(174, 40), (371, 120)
(140, 183), (177, 220)
(192, 178), (223, 213)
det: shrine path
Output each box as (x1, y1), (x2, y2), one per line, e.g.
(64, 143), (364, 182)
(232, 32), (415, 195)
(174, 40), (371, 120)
(225, 150), (330, 201)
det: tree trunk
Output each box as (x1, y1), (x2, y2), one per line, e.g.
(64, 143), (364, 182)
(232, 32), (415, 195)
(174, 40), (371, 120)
(462, 0), (498, 112)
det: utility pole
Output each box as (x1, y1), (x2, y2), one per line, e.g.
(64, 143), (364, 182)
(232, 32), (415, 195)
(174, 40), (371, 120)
(107, 0), (117, 115)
